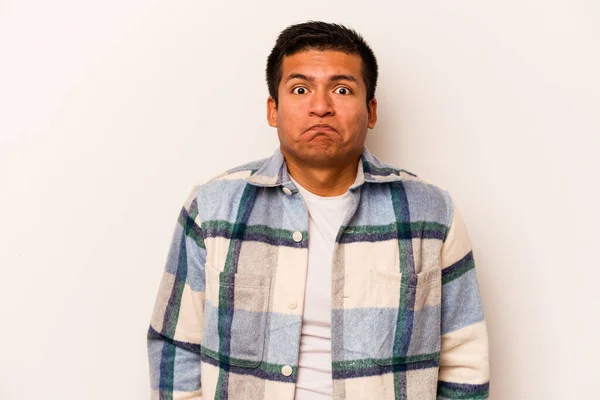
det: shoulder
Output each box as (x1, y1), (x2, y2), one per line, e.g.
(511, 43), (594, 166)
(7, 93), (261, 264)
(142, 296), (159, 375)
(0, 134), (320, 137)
(210, 156), (270, 181)
(399, 173), (454, 228)
(183, 155), (269, 218)
(191, 155), (267, 189)
(368, 156), (454, 228)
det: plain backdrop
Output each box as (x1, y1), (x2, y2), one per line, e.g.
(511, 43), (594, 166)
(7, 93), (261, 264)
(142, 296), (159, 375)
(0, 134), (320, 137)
(1, 1), (599, 399)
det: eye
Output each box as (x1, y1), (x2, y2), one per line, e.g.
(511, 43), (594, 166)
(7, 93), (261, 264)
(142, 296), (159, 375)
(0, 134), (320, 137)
(292, 86), (308, 95)
(334, 87), (352, 95)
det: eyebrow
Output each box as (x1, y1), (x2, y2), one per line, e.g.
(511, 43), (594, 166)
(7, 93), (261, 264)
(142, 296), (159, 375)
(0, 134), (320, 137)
(284, 73), (359, 84)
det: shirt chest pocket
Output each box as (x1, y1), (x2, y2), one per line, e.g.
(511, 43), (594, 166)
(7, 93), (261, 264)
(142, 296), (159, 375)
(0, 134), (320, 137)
(369, 267), (441, 366)
(202, 264), (271, 368)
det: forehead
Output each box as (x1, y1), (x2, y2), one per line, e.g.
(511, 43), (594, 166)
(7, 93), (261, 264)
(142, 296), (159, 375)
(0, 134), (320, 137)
(281, 49), (363, 81)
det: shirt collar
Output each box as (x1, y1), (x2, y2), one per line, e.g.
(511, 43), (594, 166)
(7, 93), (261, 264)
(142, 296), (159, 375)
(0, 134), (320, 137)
(245, 146), (405, 192)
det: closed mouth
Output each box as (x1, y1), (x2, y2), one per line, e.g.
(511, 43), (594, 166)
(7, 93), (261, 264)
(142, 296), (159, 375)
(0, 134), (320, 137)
(307, 124), (336, 132)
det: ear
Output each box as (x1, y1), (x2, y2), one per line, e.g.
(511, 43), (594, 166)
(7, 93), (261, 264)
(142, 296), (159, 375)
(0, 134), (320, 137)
(367, 97), (378, 129)
(267, 96), (278, 127)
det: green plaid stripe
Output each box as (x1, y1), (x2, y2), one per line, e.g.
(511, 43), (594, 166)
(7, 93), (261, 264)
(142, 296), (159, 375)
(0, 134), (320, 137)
(178, 207), (205, 250)
(202, 219), (445, 244)
(437, 381), (489, 399)
(442, 251), (475, 285)
(390, 181), (417, 400)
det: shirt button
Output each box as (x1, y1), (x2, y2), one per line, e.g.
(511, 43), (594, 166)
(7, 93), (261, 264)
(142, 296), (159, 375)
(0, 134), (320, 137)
(292, 231), (303, 242)
(281, 365), (292, 376)
(287, 300), (298, 310)
(282, 187), (293, 195)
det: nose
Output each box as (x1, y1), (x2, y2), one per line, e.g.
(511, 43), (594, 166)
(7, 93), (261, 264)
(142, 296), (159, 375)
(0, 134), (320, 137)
(308, 90), (334, 117)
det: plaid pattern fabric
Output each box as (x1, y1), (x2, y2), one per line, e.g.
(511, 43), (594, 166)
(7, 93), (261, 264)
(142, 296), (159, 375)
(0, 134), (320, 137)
(147, 147), (490, 400)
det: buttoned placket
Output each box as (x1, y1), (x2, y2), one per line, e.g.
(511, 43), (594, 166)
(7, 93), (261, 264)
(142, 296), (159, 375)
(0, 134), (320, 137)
(277, 181), (364, 397)
(278, 182), (310, 384)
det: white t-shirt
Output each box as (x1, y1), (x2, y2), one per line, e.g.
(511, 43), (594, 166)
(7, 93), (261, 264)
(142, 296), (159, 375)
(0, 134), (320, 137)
(290, 176), (353, 400)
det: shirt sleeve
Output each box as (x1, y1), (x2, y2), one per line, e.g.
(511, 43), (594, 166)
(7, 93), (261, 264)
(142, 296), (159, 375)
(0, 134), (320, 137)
(147, 186), (206, 399)
(437, 194), (490, 399)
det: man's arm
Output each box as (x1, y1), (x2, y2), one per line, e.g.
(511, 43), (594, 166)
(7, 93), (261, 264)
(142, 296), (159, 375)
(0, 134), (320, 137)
(147, 186), (206, 399)
(437, 196), (490, 399)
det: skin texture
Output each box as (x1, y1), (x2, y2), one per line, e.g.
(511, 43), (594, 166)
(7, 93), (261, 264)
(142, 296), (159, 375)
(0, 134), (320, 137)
(267, 49), (377, 196)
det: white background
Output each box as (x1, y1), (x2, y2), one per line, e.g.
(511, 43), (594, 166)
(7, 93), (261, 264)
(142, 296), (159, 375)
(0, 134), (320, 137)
(1, 1), (598, 399)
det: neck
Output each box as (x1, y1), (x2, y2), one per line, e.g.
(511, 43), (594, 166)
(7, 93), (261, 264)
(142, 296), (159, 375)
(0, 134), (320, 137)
(283, 153), (360, 197)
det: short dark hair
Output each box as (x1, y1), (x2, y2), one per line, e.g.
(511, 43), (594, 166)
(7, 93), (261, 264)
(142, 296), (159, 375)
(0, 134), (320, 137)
(266, 21), (378, 106)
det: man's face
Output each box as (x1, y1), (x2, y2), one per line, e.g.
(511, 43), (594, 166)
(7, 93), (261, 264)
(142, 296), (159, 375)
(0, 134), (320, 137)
(267, 49), (377, 168)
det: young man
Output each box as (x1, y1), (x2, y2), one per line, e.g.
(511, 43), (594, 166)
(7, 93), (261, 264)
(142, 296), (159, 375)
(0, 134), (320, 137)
(147, 21), (490, 400)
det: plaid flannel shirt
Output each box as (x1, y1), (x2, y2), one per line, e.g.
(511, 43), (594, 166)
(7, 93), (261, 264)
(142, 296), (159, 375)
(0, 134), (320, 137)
(147, 147), (490, 399)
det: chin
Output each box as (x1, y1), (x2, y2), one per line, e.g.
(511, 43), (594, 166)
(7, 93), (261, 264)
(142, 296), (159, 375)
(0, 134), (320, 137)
(298, 148), (345, 166)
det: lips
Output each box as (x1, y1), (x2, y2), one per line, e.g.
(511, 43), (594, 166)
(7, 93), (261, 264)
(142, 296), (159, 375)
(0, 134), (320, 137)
(303, 124), (338, 142)
(307, 124), (337, 132)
